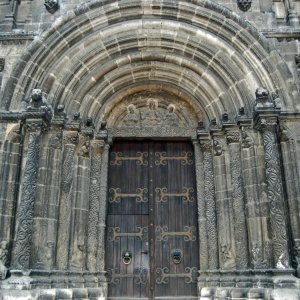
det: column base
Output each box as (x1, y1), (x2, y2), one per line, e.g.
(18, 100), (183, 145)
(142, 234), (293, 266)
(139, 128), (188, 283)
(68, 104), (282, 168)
(198, 269), (300, 299)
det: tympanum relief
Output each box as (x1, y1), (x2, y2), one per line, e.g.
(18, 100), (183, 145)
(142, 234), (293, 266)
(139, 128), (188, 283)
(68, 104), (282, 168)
(105, 91), (201, 138)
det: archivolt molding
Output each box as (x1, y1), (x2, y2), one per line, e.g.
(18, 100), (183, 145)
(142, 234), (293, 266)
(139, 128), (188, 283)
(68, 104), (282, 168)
(1, 0), (297, 127)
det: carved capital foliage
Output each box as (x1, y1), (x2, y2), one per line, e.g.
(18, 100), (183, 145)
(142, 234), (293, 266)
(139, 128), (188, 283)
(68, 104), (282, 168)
(226, 131), (240, 144)
(199, 141), (212, 152)
(63, 131), (79, 145)
(256, 118), (278, 133)
(25, 120), (47, 133)
(237, 0), (252, 12)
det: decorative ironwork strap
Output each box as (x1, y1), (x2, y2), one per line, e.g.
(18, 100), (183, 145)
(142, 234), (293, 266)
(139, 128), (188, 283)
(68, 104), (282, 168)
(109, 188), (148, 203)
(107, 267), (148, 284)
(156, 226), (196, 241)
(155, 187), (194, 203)
(108, 226), (148, 241)
(110, 152), (148, 165)
(156, 267), (198, 284)
(155, 151), (193, 165)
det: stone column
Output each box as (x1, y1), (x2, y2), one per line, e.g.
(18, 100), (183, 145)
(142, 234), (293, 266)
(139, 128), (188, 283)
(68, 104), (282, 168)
(56, 130), (78, 270)
(213, 136), (235, 269)
(192, 139), (208, 270)
(87, 140), (105, 271)
(201, 140), (219, 270)
(254, 87), (290, 268)
(96, 142), (110, 271)
(241, 129), (271, 269)
(226, 131), (249, 269)
(69, 136), (91, 271)
(258, 119), (290, 268)
(280, 125), (300, 275)
(11, 120), (44, 270)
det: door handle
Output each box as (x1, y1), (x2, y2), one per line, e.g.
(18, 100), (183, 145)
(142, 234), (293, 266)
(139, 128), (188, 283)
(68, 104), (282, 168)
(141, 251), (148, 254)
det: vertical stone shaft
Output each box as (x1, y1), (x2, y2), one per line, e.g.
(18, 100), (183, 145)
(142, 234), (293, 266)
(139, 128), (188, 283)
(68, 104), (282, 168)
(0, 139), (22, 243)
(96, 143), (110, 271)
(202, 141), (219, 270)
(56, 131), (78, 270)
(87, 140), (103, 271)
(227, 132), (249, 269)
(261, 122), (290, 268)
(280, 138), (300, 243)
(12, 122), (42, 269)
(193, 140), (208, 270)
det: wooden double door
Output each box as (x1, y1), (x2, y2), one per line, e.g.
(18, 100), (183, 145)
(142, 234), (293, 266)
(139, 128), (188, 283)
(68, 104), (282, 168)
(106, 141), (199, 299)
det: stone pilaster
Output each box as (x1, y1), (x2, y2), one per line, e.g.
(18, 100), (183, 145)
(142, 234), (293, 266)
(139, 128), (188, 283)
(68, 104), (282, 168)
(201, 139), (219, 270)
(87, 140), (105, 271)
(226, 131), (249, 269)
(11, 120), (44, 270)
(56, 130), (78, 270)
(96, 142), (110, 271)
(193, 139), (208, 270)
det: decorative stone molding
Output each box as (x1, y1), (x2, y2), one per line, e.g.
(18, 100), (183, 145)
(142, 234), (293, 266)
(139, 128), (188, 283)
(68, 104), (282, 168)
(226, 131), (240, 144)
(44, 0), (59, 13)
(237, 0), (252, 12)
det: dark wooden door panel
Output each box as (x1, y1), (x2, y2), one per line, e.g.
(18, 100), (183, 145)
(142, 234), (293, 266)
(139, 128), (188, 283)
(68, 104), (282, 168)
(106, 141), (199, 299)
(152, 142), (198, 298)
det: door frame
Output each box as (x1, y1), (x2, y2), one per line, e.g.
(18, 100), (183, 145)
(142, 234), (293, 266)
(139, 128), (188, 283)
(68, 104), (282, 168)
(103, 131), (202, 299)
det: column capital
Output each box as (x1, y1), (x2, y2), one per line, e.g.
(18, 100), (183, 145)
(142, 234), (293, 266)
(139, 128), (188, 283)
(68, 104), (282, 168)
(226, 131), (241, 144)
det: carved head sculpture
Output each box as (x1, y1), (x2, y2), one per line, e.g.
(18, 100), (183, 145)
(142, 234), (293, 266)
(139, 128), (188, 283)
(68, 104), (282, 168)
(30, 89), (43, 108)
(254, 87), (275, 109)
(237, 0), (252, 12)
(127, 104), (136, 114)
(147, 99), (158, 110)
(44, 0), (59, 13)
(167, 104), (176, 113)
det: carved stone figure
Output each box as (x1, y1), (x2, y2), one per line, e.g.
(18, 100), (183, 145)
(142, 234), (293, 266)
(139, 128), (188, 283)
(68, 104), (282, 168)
(164, 104), (178, 126)
(0, 241), (9, 280)
(141, 99), (162, 126)
(237, 0), (252, 12)
(44, 0), (59, 13)
(221, 243), (235, 268)
(254, 87), (275, 109)
(123, 104), (139, 127)
(213, 140), (223, 156)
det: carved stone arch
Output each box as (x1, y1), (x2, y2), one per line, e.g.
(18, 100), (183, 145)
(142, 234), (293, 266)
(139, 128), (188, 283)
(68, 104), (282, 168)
(1, 0), (298, 120)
